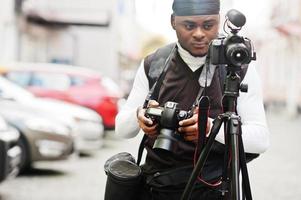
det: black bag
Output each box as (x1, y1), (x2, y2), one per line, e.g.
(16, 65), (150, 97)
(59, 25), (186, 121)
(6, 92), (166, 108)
(104, 152), (142, 200)
(142, 166), (222, 200)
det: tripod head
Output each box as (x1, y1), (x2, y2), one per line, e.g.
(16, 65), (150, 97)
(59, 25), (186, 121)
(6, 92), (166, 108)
(222, 67), (249, 112)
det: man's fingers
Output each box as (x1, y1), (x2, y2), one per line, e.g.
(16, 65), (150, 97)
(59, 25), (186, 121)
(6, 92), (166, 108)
(136, 105), (159, 138)
(137, 108), (153, 125)
(179, 115), (198, 126)
(146, 129), (158, 138)
(142, 124), (158, 132)
(178, 125), (198, 133)
(184, 135), (198, 142)
(148, 100), (159, 108)
(140, 124), (158, 138)
(184, 131), (198, 136)
(144, 118), (154, 126)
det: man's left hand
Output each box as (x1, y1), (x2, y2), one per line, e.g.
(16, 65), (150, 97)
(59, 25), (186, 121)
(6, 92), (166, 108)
(178, 107), (211, 143)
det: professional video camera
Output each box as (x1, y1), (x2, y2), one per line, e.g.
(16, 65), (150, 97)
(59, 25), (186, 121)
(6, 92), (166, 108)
(210, 9), (256, 68)
(145, 101), (193, 151)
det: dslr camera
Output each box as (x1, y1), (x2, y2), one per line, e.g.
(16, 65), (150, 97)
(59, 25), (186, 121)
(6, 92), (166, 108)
(145, 101), (192, 152)
(210, 9), (256, 68)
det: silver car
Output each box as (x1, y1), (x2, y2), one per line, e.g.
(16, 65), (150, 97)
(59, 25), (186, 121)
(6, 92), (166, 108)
(0, 99), (74, 172)
(33, 98), (105, 154)
(0, 116), (22, 181)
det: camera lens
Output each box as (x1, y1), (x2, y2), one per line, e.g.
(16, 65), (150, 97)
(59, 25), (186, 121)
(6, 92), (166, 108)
(226, 43), (250, 66)
(153, 129), (180, 151)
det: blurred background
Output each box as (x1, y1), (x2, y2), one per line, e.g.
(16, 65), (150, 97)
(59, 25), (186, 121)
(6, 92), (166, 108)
(0, 0), (300, 200)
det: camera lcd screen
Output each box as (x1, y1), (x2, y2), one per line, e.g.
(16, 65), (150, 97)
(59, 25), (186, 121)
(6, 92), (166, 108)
(148, 108), (162, 116)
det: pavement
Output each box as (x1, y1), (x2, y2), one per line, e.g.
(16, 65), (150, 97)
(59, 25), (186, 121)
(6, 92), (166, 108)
(248, 110), (301, 200)
(0, 110), (300, 200)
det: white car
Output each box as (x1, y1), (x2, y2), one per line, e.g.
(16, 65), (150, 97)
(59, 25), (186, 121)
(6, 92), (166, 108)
(0, 77), (104, 154)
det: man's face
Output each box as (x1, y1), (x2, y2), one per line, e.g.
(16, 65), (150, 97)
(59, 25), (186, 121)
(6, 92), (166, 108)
(171, 15), (220, 57)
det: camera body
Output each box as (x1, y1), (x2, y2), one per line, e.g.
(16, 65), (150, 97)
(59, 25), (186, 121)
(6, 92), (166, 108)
(210, 34), (254, 67)
(145, 101), (191, 130)
(145, 101), (192, 151)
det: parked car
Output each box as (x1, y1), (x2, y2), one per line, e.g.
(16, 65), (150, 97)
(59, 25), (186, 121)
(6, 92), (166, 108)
(0, 63), (123, 129)
(0, 76), (104, 154)
(0, 116), (22, 182)
(0, 98), (74, 172)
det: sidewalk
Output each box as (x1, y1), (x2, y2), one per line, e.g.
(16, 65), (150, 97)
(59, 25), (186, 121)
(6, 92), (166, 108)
(248, 111), (301, 200)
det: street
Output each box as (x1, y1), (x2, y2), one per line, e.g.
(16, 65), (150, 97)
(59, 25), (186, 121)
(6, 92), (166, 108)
(0, 110), (300, 200)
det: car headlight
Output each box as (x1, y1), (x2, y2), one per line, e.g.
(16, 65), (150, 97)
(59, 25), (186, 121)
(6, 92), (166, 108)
(25, 118), (70, 136)
(73, 116), (104, 133)
(74, 115), (103, 125)
(74, 117), (98, 128)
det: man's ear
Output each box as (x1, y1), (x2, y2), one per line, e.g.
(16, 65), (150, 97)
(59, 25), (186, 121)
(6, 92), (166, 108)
(171, 14), (176, 30)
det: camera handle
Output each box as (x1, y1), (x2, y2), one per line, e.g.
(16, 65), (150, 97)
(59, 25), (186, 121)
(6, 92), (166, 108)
(181, 69), (252, 200)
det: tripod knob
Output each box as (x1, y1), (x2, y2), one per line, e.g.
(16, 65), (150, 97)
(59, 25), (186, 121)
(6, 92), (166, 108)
(240, 84), (248, 93)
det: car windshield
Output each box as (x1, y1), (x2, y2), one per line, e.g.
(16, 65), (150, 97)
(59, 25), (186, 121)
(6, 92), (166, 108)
(32, 72), (71, 90)
(0, 76), (34, 101)
(6, 71), (31, 87)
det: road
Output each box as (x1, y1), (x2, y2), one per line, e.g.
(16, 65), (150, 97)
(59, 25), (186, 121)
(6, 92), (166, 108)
(0, 110), (300, 200)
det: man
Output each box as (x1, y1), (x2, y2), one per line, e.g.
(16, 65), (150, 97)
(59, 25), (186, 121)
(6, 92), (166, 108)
(116, 0), (270, 199)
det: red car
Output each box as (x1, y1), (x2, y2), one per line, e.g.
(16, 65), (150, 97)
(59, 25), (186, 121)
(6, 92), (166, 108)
(0, 63), (123, 129)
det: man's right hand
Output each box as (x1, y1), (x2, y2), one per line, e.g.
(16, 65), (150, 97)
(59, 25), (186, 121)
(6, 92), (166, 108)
(137, 100), (159, 138)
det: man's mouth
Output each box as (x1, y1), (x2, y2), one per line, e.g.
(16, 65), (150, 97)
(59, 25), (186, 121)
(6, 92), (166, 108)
(192, 42), (207, 48)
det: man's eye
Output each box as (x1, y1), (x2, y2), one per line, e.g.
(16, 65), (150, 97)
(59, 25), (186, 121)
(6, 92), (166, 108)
(185, 24), (195, 30)
(203, 24), (214, 30)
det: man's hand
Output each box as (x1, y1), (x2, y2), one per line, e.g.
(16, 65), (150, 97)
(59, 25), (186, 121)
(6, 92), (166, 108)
(178, 107), (211, 143)
(137, 100), (159, 138)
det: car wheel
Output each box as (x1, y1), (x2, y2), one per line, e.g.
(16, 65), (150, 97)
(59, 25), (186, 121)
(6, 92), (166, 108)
(17, 136), (31, 173)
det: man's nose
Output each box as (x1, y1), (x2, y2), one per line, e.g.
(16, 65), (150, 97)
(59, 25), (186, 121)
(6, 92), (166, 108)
(192, 27), (205, 39)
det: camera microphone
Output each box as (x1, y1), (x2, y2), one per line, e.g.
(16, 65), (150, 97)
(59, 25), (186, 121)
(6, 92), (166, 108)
(209, 9), (255, 67)
(226, 9), (246, 28)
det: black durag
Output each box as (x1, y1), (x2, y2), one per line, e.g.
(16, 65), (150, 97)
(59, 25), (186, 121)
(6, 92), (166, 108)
(172, 0), (220, 16)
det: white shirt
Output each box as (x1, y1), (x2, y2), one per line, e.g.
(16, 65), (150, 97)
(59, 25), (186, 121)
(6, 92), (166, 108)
(115, 46), (270, 154)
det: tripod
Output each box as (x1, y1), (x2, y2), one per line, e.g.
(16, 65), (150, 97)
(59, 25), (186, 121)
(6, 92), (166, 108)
(181, 66), (252, 200)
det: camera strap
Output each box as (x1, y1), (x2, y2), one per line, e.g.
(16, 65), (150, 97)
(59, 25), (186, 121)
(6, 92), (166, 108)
(195, 96), (210, 157)
(137, 134), (147, 166)
(192, 60), (224, 187)
(143, 44), (177, 109)
(194, 57), (211, 156)
(138, 45), (177, 166)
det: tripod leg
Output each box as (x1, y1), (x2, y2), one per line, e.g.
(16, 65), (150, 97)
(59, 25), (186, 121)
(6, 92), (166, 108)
(229, 116), (241, 200)
(181, 116), (224, 200)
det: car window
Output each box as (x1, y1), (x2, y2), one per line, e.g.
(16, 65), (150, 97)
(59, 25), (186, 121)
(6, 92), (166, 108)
(5, 72), (31, 87)
(31, 72), (71, 90)
(70, 76), (85, 86)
